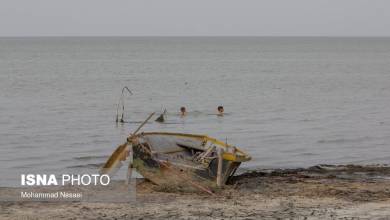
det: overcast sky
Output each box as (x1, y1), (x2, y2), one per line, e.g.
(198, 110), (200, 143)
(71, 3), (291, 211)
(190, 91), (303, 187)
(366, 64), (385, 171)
(1, 0), (389, 36)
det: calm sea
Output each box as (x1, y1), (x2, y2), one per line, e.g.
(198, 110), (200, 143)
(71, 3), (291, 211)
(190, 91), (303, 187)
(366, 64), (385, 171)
(1, 37), (389, 186)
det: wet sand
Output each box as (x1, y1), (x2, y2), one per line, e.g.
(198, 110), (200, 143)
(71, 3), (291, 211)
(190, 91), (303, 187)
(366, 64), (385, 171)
(1, 165), (390, 219)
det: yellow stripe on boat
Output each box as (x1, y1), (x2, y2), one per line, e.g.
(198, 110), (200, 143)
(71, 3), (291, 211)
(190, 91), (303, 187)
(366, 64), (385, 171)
(139, 132), (251, 162)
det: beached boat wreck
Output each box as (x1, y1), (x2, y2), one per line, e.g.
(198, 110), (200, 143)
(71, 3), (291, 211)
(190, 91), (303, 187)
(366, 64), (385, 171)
(101, 126), (251, 193)
(134, 132), (250, 187)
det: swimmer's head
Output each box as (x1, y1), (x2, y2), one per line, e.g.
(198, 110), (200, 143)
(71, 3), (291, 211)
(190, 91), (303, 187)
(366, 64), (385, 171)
(217, 106), (224, 113)
(180, 106), (187, 116)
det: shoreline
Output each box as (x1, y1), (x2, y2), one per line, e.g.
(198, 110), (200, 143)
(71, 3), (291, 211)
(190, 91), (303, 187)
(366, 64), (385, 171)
(1, 164), (390, 219)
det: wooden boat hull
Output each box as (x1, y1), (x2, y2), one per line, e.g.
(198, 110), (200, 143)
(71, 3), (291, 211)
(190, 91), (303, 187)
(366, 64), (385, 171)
(130, 132), (250, 190)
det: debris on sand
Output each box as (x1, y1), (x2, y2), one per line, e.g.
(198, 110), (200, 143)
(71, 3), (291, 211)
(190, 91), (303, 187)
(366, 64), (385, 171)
(1, 164), (390, 219)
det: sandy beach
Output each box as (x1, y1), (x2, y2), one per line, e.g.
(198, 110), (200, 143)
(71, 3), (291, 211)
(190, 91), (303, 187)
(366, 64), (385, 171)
(1, 164), (390, 219)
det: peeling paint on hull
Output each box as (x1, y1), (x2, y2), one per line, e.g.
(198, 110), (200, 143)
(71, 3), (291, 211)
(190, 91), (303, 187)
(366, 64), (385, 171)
(131, 133), (246, 191)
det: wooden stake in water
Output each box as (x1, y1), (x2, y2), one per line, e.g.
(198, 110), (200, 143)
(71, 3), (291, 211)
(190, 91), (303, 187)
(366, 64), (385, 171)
(217, 148), (224, 187)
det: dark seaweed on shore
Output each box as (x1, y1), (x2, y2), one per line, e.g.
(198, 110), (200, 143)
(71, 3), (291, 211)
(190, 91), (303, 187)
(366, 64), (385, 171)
(230, 164), (390, 184)
(226, 164), (390, 202)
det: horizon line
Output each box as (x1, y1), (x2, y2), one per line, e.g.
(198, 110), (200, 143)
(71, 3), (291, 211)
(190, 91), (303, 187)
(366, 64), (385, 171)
(1, 35), (390, 38)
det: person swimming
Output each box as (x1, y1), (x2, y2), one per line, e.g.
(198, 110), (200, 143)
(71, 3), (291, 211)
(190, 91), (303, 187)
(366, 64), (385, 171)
(217, 106), (224, 116)
(180, 106), (187, 117)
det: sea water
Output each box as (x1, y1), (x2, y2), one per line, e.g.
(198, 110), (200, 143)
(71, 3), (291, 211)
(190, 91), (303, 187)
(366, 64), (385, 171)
(1, 37), (390, 186)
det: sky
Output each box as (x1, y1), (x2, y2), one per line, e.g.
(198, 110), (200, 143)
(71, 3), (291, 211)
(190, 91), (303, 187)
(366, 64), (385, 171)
(0, 0), (389, 36)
